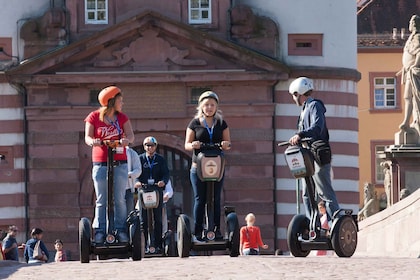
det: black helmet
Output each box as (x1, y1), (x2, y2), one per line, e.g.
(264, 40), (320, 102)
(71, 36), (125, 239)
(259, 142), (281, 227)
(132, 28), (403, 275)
(31, 228), (43, 236)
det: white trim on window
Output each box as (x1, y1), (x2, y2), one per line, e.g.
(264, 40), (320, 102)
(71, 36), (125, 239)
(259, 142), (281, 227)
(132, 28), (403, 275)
(85, 0), (108, 24)
(373, 77), (396, 109)
(188, 0), (211, 24)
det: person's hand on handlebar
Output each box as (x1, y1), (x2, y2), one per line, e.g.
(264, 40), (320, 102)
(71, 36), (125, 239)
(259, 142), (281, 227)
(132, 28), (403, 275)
(120, 137), (130, 147)
(91, 138), (102, 146)
(157, 180), (165, 188)
(289, 134), (301, 145)
(134, 181), (142, 189)
(191, 141), (201, 149)
(221, 140), (231, 150)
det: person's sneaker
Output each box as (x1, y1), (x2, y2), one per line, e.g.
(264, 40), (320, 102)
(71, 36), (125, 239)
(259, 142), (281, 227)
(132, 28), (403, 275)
(95, 232), (105, 244)
(192, 235), (205, 244)
(118, 231), (129, 243)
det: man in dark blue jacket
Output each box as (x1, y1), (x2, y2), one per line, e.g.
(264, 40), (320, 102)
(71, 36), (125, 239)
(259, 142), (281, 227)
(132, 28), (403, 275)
(288, 77), (340, 222)
(136, 136), (169, 254)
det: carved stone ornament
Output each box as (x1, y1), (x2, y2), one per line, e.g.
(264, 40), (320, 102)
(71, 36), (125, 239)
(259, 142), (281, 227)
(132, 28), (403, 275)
(94, 29), (206, 68)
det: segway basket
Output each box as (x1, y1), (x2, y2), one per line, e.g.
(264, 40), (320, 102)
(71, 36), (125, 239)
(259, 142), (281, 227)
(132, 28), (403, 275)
(284, 145), (314, 178)
(196, 150), (225, 182)
(139, 189), (160, 209)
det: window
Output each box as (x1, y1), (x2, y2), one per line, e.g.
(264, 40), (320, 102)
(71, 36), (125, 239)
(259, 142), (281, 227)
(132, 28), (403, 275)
(375, 145), (386, 183)
(288, 34), (323, 56)
(188, 0), (211, 24)
(369, 72), (401, 112)
(190, 87), (212, 104)
(372, 141), (392, 185)
(374, 77), (396, 108)
(89, 89), (100, 105)
(85, 0), (108, 24)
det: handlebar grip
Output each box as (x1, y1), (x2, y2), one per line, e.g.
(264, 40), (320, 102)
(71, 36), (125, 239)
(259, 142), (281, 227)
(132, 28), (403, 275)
(102, 139), (122, 148)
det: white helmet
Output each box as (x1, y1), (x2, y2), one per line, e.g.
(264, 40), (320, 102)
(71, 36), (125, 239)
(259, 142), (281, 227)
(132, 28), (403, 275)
(143, 136), (158, 146)
(288, 77), (314, 95)
(198, 91), (219, 103)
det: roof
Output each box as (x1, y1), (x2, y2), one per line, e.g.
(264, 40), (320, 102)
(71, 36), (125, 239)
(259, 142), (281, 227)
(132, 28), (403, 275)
(6, 10), (289, 84)
(357, 0), (420, 48)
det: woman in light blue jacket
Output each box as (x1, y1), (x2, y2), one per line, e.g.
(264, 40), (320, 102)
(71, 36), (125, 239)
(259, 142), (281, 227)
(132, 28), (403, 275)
(125, 147), (142, 214)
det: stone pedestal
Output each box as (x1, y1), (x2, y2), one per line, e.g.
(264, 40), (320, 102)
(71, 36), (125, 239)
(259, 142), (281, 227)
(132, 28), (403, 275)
(394, 128), (420, 145)
(378, 144), (420, 206)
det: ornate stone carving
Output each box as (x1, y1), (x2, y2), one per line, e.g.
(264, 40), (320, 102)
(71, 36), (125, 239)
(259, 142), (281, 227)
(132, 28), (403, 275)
(230, 5), (278, 58)
(358, 182), (379, 221)
(20, 7), (67, 59)
(400, 188), (411, 199)
(94, 29), (206, 68)
(381, 160), (392, 208)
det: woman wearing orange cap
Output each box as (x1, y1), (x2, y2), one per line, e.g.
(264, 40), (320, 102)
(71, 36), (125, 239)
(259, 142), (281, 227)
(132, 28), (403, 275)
(84, 85), (134, 244)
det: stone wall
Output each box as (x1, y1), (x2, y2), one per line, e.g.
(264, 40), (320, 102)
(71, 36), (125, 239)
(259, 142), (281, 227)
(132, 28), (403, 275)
(355, 188), (420, 257)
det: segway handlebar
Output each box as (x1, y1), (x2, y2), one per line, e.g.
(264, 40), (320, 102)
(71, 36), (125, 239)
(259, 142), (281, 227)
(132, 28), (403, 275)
(102, 139), (123, 148)
(277, 137), (313, 147)
(135, 182), (159, 188)
(199, 142), (222, 150)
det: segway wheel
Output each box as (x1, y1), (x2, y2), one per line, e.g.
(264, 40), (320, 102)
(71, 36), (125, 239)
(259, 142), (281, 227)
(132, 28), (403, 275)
(331, 215), (358, 257)
(177, 214), (191, 258)
(164, 230), (177, 257)
(287, 214), (310, 257)
(79, 217), (92, 263)
(226, 212), (240, 257)
(130, 222), (143, 261)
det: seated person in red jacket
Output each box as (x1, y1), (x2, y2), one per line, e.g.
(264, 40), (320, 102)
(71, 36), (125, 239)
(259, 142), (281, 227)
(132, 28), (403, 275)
(239, 213), (268, 255)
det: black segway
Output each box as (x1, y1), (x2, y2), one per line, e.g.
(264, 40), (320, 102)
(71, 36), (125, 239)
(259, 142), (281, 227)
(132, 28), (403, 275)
(177, 143), (240, 258)
(137, 182), (175, 257)
(79, 140), (143, 263)
(278, 139), (358, 257)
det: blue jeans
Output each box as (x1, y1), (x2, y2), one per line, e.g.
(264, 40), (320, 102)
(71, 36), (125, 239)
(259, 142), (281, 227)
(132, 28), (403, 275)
(92, 163), (128, 234)
(243, 248), (259, 255)
(302, 162), (340, 219)
(190, 167), (223, 236)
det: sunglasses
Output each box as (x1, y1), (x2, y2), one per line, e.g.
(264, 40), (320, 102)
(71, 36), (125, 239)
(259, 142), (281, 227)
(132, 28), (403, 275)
(144, 144), (155, 147)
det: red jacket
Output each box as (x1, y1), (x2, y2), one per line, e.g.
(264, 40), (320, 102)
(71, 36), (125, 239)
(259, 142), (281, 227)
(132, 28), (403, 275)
(240, 226), (264, 249)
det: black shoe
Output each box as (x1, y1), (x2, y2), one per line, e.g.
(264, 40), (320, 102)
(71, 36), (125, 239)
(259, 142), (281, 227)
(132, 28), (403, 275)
(155, 247), (162, 254)
(192, 235), (205, 243)
(301, 229), (310, 240)
(215, 229), (223, 240)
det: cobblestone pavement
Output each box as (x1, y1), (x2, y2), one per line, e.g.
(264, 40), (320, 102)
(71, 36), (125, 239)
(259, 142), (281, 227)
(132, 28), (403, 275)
(1, 255), (419, 280)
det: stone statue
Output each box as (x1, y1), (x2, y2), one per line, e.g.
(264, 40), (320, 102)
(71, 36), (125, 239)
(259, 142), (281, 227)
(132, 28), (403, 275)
(358, 182), (379, 221)
(400, 188), (411, 199)
(381, 160), (392, 208)
(399, 15), (420, 136)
